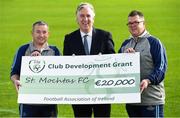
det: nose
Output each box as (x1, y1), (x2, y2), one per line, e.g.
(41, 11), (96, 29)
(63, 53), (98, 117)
(129, 23), (136, 27)
(83, 16), (88, 21)
(38, 32), (44, 37)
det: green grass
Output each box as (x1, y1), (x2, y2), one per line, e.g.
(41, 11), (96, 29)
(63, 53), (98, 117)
(0, 0), (180, 117)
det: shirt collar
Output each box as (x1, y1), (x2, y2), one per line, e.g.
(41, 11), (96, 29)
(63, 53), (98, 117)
(129, 30), (149, 40)
(138, 30), (148, 38)
(80, 30), (93, 38)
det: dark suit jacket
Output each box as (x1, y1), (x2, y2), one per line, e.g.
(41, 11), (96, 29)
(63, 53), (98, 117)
(63, 28), (115, 55)
(63, 28), (115, 117)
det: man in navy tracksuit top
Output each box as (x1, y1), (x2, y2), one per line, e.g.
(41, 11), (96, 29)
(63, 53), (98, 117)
(10, 21), (60, 117)
(119, 10), (167, 117)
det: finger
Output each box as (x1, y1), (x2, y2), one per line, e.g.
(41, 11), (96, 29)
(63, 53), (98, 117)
(140, 86), (145, 93)
(130, 48), (135, 53)
(126, 48), (135, 53)
(125, 48), (131, 53)
(15, 85), (19, 93)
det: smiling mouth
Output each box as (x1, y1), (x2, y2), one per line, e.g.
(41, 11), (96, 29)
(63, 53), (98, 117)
(83, 23), (88, 26)
(131, 28), (137, 31)
(38, 38), (44, 41)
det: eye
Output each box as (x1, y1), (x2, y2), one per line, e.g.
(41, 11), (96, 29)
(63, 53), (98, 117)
(80, 14), (85, 18)
(126, 21), (143, 26)
(36, 30), (41, 33)
(86, 14), (91, 18)
(42, 31), (47, 34)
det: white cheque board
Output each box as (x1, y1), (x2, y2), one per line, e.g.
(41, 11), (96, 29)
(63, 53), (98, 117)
(18, 53), (141, 104)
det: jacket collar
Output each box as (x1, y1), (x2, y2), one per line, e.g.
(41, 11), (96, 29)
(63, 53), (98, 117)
(29, 42), (50, 53)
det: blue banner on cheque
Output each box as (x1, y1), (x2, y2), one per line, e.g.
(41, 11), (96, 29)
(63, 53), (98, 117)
(18, 53), (141, 104)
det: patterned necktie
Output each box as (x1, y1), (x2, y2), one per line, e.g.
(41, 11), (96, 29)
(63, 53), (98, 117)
(83, 35), (89, 55)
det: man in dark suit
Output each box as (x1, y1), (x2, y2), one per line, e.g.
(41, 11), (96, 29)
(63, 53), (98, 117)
(63, 2), (115, 118)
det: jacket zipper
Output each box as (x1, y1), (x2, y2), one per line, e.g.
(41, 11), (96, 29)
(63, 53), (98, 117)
(133, 38), (138, 50)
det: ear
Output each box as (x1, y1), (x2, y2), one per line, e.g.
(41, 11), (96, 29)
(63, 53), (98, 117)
(31, 30), (33, 36)
(76, 16), (78, 23)
(143, 21), (146, 26)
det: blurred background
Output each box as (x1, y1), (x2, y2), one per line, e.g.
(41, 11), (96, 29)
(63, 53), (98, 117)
(0, 0), (179, 117)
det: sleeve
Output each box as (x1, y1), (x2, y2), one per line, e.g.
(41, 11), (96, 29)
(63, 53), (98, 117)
(63, 34), (72, 55)
(51, 46), (61, 56)
(118, 39), (131, 53)
(10, 45), (28, 77)
(147, 37), (168, 85)
(105, 32), (115, 54)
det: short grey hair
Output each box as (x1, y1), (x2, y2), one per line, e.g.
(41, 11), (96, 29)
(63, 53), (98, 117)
(76, 2), (95, 17)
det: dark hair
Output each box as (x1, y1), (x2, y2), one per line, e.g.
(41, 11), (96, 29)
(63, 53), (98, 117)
(32, 21), (48, 31)
(128, 10), (144, 18)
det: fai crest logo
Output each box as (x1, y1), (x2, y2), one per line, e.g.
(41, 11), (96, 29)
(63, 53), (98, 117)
(29, 60), (45, 73)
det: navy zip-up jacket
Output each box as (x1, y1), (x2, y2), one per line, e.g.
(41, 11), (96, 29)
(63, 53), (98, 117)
(119, 31), (167, 105)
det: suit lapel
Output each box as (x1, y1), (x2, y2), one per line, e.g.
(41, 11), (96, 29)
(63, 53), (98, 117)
(91, 28), (98, 54)
(76, 30), (86, 55)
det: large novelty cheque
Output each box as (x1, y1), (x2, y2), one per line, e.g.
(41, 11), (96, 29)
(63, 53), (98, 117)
(18, 53), (140, 104)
